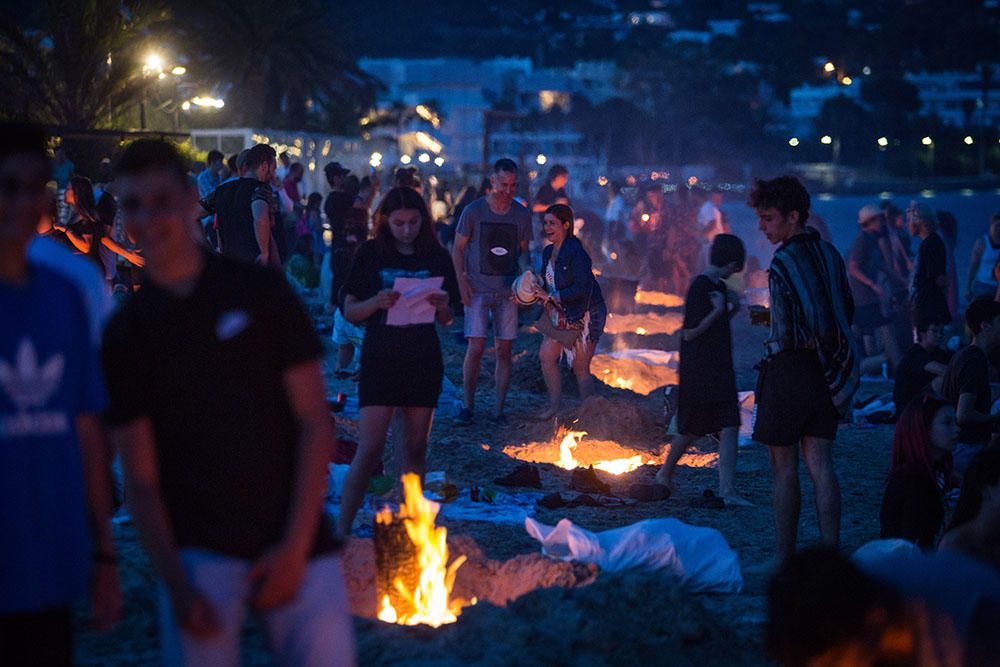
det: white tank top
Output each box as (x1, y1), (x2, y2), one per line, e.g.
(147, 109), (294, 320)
(975, 234), (1000, 285)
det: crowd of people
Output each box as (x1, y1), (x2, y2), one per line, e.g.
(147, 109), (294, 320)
(5, 118), (1000, 666)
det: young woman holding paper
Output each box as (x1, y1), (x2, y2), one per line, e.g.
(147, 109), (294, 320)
(338, 186), (460, 535)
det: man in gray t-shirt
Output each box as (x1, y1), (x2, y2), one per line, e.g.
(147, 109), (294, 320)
(452, 158), (531, 424)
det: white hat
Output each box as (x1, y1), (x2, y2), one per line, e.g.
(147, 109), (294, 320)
(513, 270), (540, 306)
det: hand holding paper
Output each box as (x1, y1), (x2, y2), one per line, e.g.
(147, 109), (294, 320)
(385, 276), (446, 326)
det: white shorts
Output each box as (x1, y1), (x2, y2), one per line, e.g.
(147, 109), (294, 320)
(332, 308), (365, 348)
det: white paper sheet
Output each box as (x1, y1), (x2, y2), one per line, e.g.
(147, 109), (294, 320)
(385, 276), (445, 326)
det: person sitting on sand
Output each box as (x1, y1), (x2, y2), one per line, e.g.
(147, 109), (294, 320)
(880, 394), (958, 548)
(940, 445), (1000, 573)
(531, 204), (607, 420)
(892, 319), (950, 419)
(655, 234), (751, 506)
(337, 187), (460, 536)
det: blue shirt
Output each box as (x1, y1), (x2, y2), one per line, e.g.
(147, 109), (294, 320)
(0, 264), (107, 613)
(196, 167), (221, 199)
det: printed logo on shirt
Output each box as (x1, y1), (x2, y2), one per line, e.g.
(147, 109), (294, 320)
(216, 310), (250, 341)
(490, 246), (509, 257)
(0, 338), (69, 438)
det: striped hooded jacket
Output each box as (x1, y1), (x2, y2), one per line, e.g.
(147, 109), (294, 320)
(765, 227), (860, 416)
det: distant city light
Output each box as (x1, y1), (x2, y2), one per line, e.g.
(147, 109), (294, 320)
(922, 136), (933, 146)
(641, 213), (650, 222)
(820, 135), (833, 145)
(369, 152), (382, 168)
(171, 66), (186, 76)
(964, 135), (974, 145)
(433, 156), (445, 167)
(823, 61), (835, 73)
(687, 176), (698, 186)
(400, 154), (412, 164)
(191, 96), (224, 109)
(597, 175), (608, 186)
(626, 175), (636, 186)
(788, 137), (799, 147)
(181, 101), (191, 111)
(840, 76), (853, 86)
(157, 72), (166, 80)
(536, 153), (547, 165)
(877, 136), (889, 147)
(418, 152), (431, 163)
(143, 53), (163, 74)
(862, 66), (871, 75)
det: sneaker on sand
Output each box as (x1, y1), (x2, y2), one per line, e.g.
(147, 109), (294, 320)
(454, 408), (474, 425)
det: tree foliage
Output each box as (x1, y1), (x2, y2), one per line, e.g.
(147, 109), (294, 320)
(0, 0), (168, 127)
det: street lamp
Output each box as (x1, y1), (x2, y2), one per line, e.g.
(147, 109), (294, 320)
(400, 154), (412, 165)
(433, 156), (445, 167)
(820, 135), (833, 145)
(788, 137), (799, 147)
(877, 136), (889, 147)
(536, 153), (547, 165)
(418, 152), (431, 163)
(921, 136), (933, 146)
(964, 135), (974, 145)
(823, 61), (835, 73)
(840, 76), (853, 86)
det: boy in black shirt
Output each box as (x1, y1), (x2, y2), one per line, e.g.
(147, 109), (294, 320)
(656, 234), (751, 505)
(102, 140), (354, 665)
(942, 298), (1000, 475)
(892, 319), (950, 417)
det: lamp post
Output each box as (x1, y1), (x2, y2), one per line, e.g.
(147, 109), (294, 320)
(140, 52), (185, 130)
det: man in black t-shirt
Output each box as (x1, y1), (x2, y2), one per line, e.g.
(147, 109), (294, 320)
(323, 162), (353, 245)
(530, 164), (569, 268)
(200, 144), (279, 268)
(893, 320), (950, 417)
(103, 140), (354, 665)
(942, 299), (1000, 476)
(908, 204), (950, 327)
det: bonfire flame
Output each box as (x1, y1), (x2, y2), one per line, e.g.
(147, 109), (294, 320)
(376, 474), (471, 627)
(555, 428), (647, 475)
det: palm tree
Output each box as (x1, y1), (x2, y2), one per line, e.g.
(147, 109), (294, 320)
(0, 0), (167, 127)
(173, 0), (377, 131)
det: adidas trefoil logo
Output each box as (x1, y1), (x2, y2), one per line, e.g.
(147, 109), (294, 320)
(0, 338), (64, 411)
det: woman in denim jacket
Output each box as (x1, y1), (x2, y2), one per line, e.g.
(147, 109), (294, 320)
(533, 204), (607, 418)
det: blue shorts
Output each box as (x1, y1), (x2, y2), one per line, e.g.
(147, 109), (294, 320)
(464, 292), (519, 340)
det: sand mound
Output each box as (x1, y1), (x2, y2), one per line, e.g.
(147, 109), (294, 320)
(603, 311), (684, 336)
(592, 349), (679, 396)
(356, 570), (749, 666)
(566, 395), (663, 446)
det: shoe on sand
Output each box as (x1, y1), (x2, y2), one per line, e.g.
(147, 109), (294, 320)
(494, 464), (542, 489)
(570, 466), (611, 495)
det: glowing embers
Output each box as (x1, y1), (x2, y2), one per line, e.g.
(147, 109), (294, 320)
(603, 312), (684, 336)
(503, 428), (658, 475)
(634, 290), (684, 308)
(375, 474), (474, 627)
(592, 349), (679, 395)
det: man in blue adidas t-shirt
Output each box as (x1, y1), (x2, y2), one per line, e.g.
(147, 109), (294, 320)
(0, 123), (120, 664)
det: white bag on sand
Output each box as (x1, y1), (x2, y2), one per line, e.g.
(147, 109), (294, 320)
(525, 517), (743, 594)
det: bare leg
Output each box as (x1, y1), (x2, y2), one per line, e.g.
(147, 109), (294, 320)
(401, 407), (435, 478)
(571, 340), (595, 400)
(801, 436), (841, 550)
(337, 406), (394, 536)
(462, 337), (486, 413)
(717, 426), (751, 505)
(495, 339), (513, 417)
(769, 444), (801, 561)
(656, 432), (694, 492)
(538, 337), (563, 418)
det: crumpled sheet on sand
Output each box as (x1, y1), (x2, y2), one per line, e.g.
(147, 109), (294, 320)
(525, 516), (743, 594)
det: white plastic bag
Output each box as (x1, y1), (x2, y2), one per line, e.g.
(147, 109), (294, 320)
(525, 517), (743, 593)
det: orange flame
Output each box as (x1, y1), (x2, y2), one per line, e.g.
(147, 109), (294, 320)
(376, 474), (472, 627)
(554, 430), (647, 475)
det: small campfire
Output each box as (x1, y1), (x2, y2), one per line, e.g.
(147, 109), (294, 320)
(503, 427), (661, 475)
(602, 312), (683, 337)
(375, 474), (474, 627)
(591, 349), (679, 395)
(634, 290), (684, 309)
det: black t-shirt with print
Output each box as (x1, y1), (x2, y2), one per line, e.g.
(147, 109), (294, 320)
(200, 178), (273, 264)
(101, 252), (335, 559)
(678, 274), (736, 404)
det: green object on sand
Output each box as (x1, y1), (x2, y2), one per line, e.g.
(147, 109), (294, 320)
(367, 475), (395, 496)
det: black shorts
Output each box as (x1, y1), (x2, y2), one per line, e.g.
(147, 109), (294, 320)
(753, 349), (840, 447)
(676, 400), (740, 437)
(853, 303), (890, 334)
